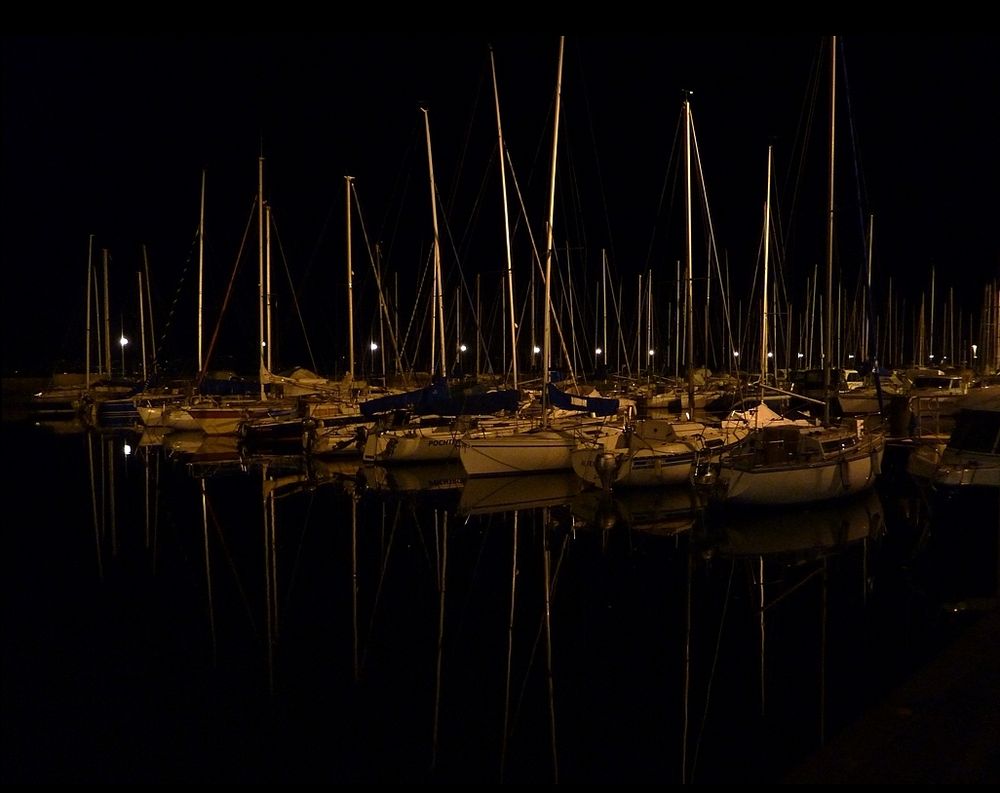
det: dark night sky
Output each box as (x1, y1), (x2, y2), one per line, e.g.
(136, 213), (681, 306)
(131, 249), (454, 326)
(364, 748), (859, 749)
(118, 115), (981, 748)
(2, 34), (997, 377)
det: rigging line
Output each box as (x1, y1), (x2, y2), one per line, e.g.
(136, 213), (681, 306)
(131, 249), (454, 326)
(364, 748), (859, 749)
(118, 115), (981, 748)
(643, 108), (684, 272)
(205, 491), (259, 639)
(573, 38), (617, 268)
(269, 208), (318, 372)
(780, 38), (825, 265)
(155, 228), (200, 366)
(373, 118), (423, 268)
(690, 110), (739, 370)
(361, 499), (402, 676)
(443, 58), (487, 225)
(197, 196), (257, 389)
(351, 182), (408, 376)
(436, 181), (500, 378)
(690, 555), (736, 784)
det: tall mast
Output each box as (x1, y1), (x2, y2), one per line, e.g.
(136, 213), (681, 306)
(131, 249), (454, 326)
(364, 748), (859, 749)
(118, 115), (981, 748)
(265, 202), (273, 374)
(823, 35), (836, 426)
(490, 47), (518, 390)
(198, 168), (206, 372)
(85, 234), (93, 390)
(142, 244), (156, 377)
(684, 93), (696, 415)
(258, 156), (266, 399)
(345, 175), (355, 381)
(762, 145), (773, 403)
(541, 36), (565, 421)
(602, 249), (608, 373)
(102, 248), (112, 379)
(138, 270), (147, 384)
(422, 107), (447, 379)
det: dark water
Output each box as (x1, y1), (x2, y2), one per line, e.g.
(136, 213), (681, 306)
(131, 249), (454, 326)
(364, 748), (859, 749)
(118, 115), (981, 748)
(2, 415), (997, 784)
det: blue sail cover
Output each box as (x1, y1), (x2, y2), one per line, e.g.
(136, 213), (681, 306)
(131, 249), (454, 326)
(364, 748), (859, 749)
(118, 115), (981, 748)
(362, 377), (520, 417)
(546, 382), (620, 417)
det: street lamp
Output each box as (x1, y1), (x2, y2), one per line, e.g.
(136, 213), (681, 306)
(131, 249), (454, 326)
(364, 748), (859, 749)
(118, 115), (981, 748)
(119, 334), (129, 377)
(370, 341), (378, 352)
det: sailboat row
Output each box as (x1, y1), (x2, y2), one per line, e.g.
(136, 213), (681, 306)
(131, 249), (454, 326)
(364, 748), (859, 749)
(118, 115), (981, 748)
(34, 36), (994, 511)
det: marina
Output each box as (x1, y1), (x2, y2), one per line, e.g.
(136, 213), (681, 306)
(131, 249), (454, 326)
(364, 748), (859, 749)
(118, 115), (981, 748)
(4, 33), (999, 784)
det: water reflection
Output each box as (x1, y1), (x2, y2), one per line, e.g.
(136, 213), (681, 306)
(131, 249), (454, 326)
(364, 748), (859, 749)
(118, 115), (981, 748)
(10, 422), (997, 784)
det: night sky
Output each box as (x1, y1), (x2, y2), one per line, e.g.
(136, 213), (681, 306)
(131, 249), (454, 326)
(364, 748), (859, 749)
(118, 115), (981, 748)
(3, 34), (997, 378)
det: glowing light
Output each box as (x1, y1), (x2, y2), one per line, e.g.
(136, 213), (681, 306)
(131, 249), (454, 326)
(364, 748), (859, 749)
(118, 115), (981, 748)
(370, 342), (378, 352)
(459, 344), (467, 353)
(595, 347), (603, 356)
(123, 442), (132, 457)
(533, 345), (541, 354)
(648, 349), (655, 357)
(119, 335), (129, 348)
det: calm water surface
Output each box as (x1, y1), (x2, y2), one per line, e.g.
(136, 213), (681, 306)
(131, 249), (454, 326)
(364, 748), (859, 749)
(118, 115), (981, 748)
(3, 417), (997, 784)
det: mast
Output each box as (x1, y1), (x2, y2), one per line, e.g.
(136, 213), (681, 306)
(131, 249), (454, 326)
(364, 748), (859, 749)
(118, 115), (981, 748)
(258, 156), (266, 400)
(490, 47), (518, 390)
(542, 35), (565, 422)
(823, 35), (836, 426)
(142, 244), (156, 377)
(684, 93), (696, 415)
(601, 250), (608, 375)
(137, 270), (147, 384)
(266, 203), (274, 374)
(346, 175), (355, 381)
(422, 106), (447, 379)
(85, 234), (93, 390)
(762, 144), (773, 403)
(102, 248), (112, 379)
(198, 168), (206, 373)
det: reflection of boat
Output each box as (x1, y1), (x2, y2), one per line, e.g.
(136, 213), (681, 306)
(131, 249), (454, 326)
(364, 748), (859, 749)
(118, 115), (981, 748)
(360, 462), (466, 494)
(571, 485), (705, 536)
(709, 488), (885, 561)
(164, 432), (243, 469)
(458, 471), (582, 516)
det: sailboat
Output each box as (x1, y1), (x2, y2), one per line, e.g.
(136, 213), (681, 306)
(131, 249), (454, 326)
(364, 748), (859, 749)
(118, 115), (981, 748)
(361, 108), (522, 465)
(713, 40), (885, 506)
(571, 95), (745, 491)
(458, 37), (623, 477)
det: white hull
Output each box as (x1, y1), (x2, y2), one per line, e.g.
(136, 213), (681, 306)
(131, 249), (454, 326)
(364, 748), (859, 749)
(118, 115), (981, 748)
(716, 422), (885, 506)
(720, 449), (881, 505)
(460, 419), (620, 477)
(460, 429), (578, 476)
(572, 444), (696, 489)
(363, 426), (460, 464)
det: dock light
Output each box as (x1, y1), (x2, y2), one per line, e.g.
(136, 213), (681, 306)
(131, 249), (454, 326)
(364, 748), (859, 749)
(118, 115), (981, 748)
(533, 346), (541, 355)
(595, 347), (602, 356)
(370, 342), (378, 352)
(459, 344), (467, 353)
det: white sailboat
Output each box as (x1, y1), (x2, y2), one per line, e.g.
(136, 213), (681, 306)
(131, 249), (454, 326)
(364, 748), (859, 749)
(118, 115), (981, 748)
(714, 40), (885, 506)
(459, 37), (622, 477)
(571, 94), (744, 491)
